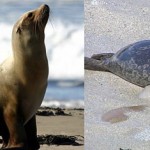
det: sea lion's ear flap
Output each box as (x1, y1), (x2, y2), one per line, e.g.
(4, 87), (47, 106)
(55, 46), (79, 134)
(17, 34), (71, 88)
(16, 26), (21, 34)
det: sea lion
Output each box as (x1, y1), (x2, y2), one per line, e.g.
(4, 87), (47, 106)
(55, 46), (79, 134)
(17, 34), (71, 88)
(85, 40), (150, 98)
(0, 4), (49, 149)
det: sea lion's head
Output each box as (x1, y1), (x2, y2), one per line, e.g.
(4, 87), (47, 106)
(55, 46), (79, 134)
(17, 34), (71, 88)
(12, 4), (49, 52)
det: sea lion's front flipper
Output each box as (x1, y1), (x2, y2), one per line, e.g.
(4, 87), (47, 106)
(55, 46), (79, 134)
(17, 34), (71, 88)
(3, 103), (27, 149)
(1, 147), (25, 150)
(139, 85), (150, 99)
(25, 115), (40, 150)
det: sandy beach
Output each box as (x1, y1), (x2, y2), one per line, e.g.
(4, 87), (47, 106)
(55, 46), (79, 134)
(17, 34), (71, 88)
(37, 108), (84, 150)
(0, 108), (84, 150)
(85, 0), (150, 150)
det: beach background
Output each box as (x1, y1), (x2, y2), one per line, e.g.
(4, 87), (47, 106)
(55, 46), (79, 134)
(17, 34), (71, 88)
(0, 1), (84, 150)
(85, 0), (150, 150)
(0, 0), (84, 108)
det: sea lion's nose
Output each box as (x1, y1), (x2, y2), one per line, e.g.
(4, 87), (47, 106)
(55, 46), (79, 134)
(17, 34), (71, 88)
(40, 4), (50, 13)
(43, 4), (49, 9)
(45, 5), (50, 13)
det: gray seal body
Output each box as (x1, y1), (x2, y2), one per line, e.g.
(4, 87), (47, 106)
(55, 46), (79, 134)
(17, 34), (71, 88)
(85, 40), (150, 87)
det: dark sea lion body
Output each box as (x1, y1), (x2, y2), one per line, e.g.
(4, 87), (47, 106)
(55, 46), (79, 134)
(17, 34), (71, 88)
(85, 40), (150, 87)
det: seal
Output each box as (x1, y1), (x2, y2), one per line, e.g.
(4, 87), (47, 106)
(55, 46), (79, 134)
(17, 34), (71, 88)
(85, 40), (150, 98)
(0, 4), (49, 149)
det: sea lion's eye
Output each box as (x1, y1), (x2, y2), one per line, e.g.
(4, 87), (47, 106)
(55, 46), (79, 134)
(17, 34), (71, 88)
(28, 12), (33, 18)
(16, 27), (22, 34)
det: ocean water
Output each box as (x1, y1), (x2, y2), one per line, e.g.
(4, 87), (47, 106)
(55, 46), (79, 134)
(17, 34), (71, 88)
(0, 0), (84, 108)
(43, 80), (84, 108)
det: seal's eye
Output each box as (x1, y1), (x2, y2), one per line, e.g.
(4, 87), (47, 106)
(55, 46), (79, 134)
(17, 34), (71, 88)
(28, 12), (33, 18)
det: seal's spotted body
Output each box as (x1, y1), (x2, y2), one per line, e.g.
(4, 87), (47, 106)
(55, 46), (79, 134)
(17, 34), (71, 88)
(85, 40), (150, 87)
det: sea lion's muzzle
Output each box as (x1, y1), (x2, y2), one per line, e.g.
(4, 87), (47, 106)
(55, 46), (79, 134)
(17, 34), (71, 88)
(42, 4), (50, 14)
(38, 4), (49, 22)
(40, 4), (50, 15)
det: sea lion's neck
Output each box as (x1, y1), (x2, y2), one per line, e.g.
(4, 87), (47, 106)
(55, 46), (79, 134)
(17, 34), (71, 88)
(13, 43), (48, 85)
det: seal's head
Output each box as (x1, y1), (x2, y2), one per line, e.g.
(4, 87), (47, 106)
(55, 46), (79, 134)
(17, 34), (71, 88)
(12, 4), (49, 52)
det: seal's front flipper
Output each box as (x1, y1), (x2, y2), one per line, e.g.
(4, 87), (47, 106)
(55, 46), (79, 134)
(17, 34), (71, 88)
(84, 57), (109, 71)
(139, 85), (150, 99)
(91, 53), (114, 60)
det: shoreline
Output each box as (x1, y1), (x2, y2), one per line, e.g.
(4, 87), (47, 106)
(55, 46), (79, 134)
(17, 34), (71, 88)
(41, 100), (84, 109)
(0, 107), (84, 150)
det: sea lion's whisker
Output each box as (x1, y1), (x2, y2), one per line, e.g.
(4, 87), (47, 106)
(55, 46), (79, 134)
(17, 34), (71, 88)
(49, 17), (55, 30)
(48, 12), (55, 30)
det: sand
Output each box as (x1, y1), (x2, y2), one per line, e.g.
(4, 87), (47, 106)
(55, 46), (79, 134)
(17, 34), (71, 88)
(37, 108), (84, 150)
(85, 0), (150, 150)
(0, 108), (84, 150)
